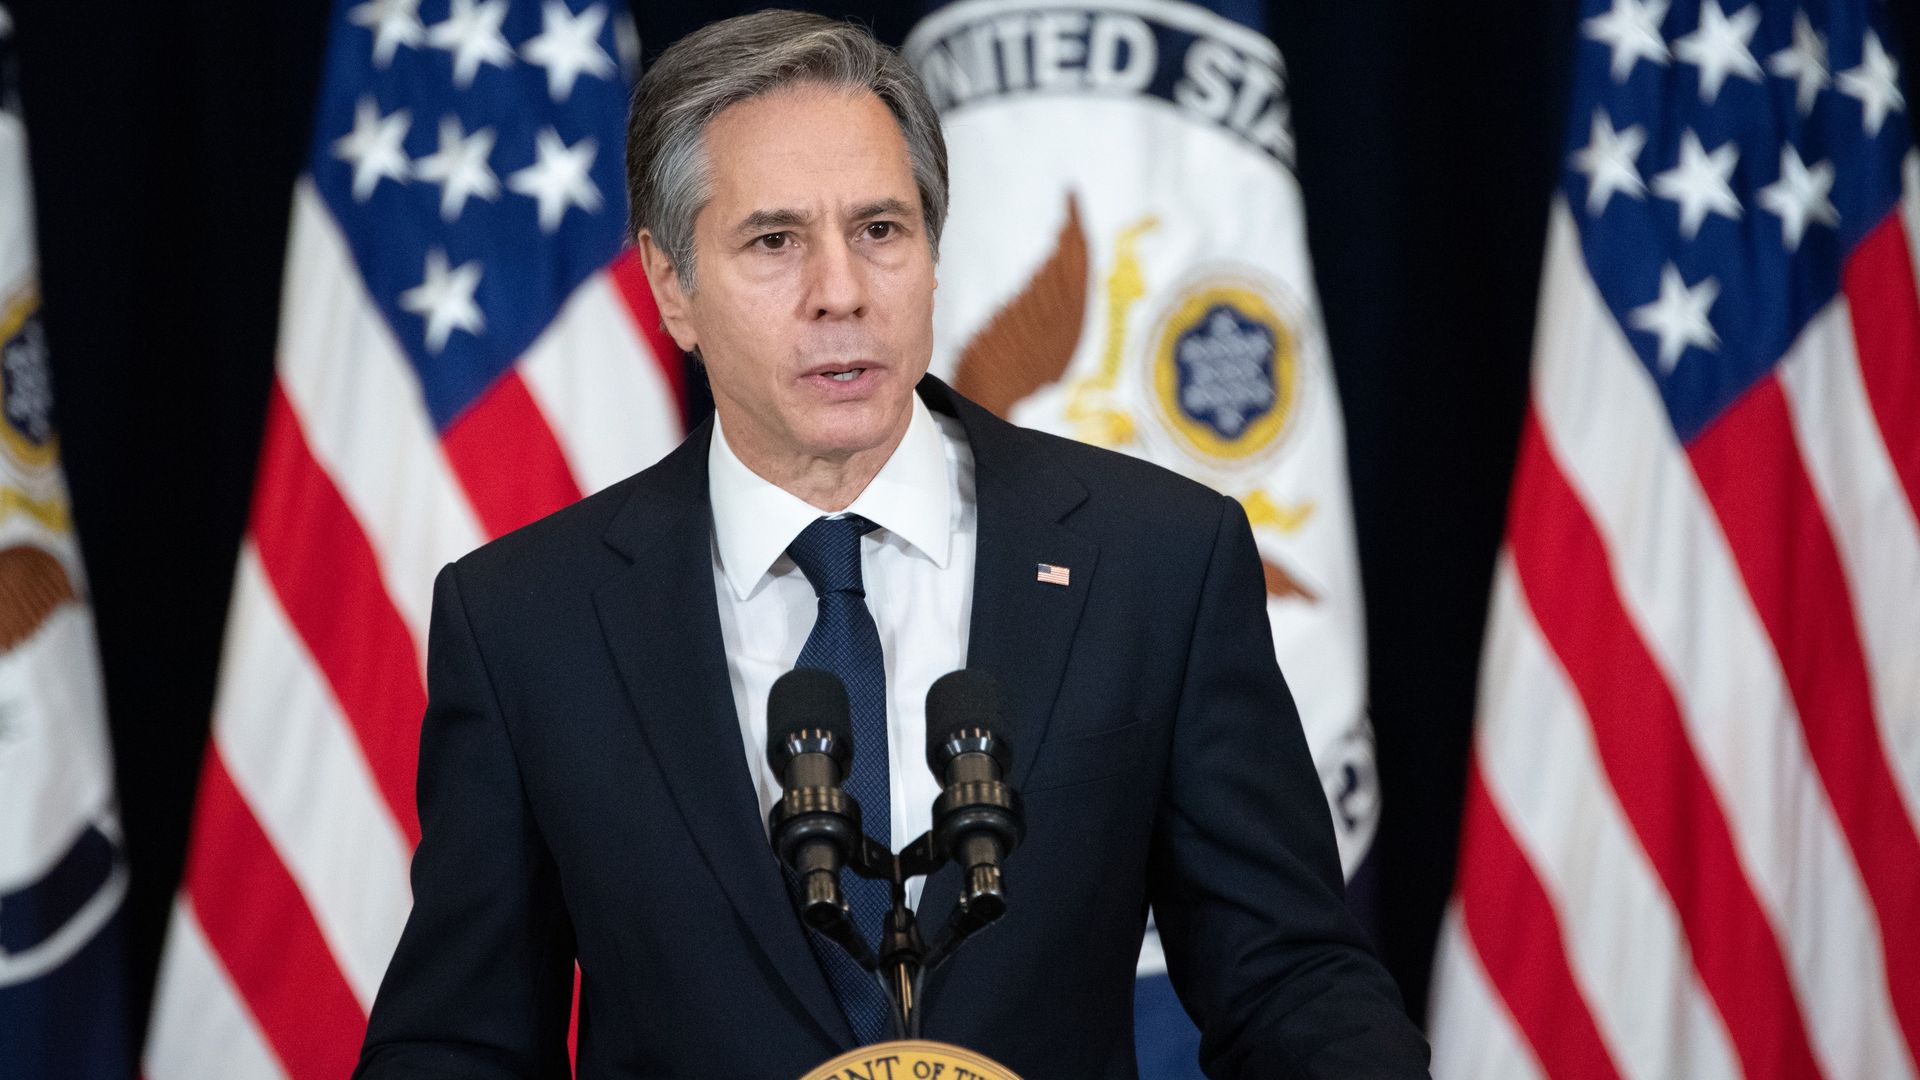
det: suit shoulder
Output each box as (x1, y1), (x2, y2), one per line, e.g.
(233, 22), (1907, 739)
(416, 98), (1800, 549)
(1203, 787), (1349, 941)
(931, 377), (1232, 530)
(447, 473), (638, 592)
(449, 431), (702, 593)
(1014, 425), (1232, 524)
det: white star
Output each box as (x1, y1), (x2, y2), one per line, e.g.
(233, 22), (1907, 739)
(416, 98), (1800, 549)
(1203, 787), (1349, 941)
(1584, 0), (1671, 83)
(1837, 30), (1905, 136)
(1630, 264), (1720, 373)
(415, 116), (499, 222)
(1768, 12), (1829, 115)
(1571, 109), (1648, 215)
(1652, 130), (1742, 239)
(509, 127), (602, 232)
(331, 96), (412, 201)
(399, 249), (485, 354)
(520, 1), (615, 102)
(1673, 0), (1762, 103)
(1757, 145), (1838, 250)
(613, 7), (641, 77)
(347, 0), (424, 69)
(427, 0), (513, 88)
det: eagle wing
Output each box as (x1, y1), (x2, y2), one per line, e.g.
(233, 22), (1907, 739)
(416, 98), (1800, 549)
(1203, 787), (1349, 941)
(951, 192), (1089, 419)
(0, 545), (76, 652)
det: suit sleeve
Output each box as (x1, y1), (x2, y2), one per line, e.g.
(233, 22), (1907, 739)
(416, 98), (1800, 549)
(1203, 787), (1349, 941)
(354, 563), (576, 1080)
(1147, 496), (1430, 1079)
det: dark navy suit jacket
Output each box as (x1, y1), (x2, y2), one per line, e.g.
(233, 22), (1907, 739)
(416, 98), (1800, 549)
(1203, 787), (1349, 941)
(353, 377), (1430, 1079)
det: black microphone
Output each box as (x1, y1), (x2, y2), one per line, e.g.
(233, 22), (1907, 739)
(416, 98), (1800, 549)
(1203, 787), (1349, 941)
(924, 670), (1025, 924)
(765, 669), (865, 938)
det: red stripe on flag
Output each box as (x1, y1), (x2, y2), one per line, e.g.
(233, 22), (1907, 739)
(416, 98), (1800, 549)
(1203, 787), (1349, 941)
(184, 746), (365, 1080)
(441, 370), (583, 538)
(251, 380), (423, 843)
(568, 965), (581, 1073)
(609, 248), (687, 405)
(1457, 756), (1623, 1080)
(1688, 375), (1920, 1065)
(1509, 409), (1825, 1080)
(1845, 212), (1920, 529)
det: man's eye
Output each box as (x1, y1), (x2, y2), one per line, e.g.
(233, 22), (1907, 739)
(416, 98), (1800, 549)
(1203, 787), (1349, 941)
(865, 221), (895, 240)
(755, 233), (790, 250)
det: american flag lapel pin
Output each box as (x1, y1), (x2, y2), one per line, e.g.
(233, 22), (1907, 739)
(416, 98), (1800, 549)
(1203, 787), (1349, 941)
(1035, 563), (1070, 586)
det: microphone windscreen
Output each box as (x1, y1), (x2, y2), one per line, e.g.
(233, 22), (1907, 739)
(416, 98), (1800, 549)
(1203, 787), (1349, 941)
(767, 667), (855, 756)
(924, 669), (1009, 766)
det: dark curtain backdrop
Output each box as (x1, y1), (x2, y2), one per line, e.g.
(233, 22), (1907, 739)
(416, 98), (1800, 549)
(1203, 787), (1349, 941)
(13, 0), (1913, 1048)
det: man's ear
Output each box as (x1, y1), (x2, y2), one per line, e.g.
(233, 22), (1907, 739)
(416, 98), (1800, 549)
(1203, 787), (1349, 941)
(635, 230), (698, 353)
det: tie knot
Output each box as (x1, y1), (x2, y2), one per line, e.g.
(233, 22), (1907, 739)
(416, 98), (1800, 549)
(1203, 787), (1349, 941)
(786, 515), (874, 597)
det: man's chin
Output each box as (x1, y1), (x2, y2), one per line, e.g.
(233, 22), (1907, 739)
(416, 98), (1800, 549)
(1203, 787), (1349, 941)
(792, 405), (913, 463)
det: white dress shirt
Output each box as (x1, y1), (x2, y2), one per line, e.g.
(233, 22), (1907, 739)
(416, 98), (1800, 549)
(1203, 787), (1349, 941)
(709, 395), (977, 910)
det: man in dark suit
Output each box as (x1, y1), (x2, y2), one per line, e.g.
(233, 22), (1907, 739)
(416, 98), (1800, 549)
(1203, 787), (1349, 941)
(355, 10), (1428, 1079)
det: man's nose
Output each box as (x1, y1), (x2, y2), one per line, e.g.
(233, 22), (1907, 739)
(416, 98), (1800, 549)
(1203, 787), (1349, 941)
(807, 235), (867, 320)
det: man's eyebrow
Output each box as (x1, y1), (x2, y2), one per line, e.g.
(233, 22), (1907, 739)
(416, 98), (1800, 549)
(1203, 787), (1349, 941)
(850, 197), (916, 222)
(734, 208), (812, 235)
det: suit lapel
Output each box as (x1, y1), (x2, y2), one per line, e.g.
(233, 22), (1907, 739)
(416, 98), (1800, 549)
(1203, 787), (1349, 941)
(915, 380), (1099, 948)
(591, 382), (1098, 1042)
(593, 425), (854, 1048)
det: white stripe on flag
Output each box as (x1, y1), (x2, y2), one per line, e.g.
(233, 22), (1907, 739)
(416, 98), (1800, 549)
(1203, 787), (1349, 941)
(212, 544), (414, 1008)
(277, 179), (486, 661)
(1476, 555), (1741, 1080)
(1903, 152), (1920, 295)
(517, 270), (683, 496)
(1778, 302), (1920, 825)
(143, 900), (288, 1080)
(1532, 202), (1914, 1080)
(1429, 905), (1546, 1080)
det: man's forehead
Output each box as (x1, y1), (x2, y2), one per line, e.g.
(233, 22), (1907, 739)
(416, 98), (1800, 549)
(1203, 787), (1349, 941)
(703, 86), (912, 187)
(709, 80), (884, 132)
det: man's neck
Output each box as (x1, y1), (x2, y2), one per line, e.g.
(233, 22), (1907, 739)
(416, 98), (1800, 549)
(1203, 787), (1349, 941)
(716, 408), (913, 513)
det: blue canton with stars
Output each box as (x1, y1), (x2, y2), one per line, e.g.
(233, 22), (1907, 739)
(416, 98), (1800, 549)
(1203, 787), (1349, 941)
(1567, 0), (1911, 442)
(309, 0), (631, 431)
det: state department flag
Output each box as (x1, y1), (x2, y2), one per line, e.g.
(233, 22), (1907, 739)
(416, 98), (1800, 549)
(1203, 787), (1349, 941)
(0, 6), (133, 1078)
(1431, 0), (1920, 1077)
(141, 2), (685, 1076)
(904, 3), (1376, 1077)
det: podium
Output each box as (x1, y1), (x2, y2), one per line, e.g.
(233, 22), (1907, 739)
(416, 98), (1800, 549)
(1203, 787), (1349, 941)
(800, 1040), (1021, 1080)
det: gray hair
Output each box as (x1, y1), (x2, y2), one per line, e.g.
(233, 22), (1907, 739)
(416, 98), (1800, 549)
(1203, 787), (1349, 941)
(625, 11), (949, 292)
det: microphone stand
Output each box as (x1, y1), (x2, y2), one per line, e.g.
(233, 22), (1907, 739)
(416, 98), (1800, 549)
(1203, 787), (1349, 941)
(833, 827), (1003, 1040)
(770, 670), (1023, 1045)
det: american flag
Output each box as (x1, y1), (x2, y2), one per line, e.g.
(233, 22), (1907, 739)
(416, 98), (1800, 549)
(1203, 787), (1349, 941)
(1430, 0), (1920, 1078)
(141, 2), (683, 1076)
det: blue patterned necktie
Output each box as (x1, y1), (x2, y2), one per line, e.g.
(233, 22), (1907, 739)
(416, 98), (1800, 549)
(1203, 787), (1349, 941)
(786, 514), (894, 1044)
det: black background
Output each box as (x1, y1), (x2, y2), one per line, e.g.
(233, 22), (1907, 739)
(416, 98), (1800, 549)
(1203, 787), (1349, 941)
(8, 0), (1916, 1049)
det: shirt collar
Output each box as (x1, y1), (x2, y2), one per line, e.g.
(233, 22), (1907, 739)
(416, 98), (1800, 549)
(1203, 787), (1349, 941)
(708, 394), (955, 601)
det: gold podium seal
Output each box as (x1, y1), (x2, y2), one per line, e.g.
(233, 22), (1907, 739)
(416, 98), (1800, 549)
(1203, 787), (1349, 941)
(799, 1039), (1022, 1080)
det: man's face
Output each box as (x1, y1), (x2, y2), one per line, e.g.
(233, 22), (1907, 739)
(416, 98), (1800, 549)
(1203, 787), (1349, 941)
(643, 84), (937, 471)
